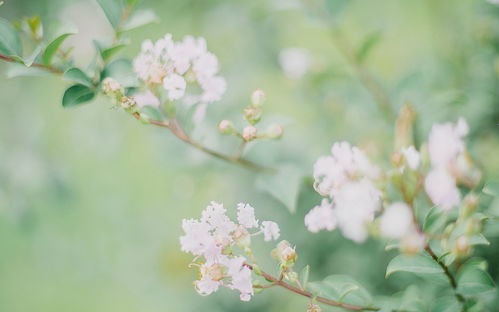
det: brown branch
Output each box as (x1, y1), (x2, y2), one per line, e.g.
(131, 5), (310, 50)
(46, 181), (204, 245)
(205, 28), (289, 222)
(0, 53), (63, 74)
(132, 113), (276, 173)
(245, 265), (379, 311)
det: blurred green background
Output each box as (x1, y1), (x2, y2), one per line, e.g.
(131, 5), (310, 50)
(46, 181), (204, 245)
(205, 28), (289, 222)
(1, 0), (499, 311)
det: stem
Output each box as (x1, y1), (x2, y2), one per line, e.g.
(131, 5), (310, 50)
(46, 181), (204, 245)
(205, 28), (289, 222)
(329, 28), (394, 123)
(247, 265), (379, 311)
(424, 245), (467, 309)
(133, 113), (276, 174)
(0, 53), (63, 74)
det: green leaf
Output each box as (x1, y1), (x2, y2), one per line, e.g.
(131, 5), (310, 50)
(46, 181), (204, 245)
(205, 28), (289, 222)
(483, 181), (499, 197)
(457, 267), (495, 295)
(300, 265), (310, 288)
(139, 105), (163, 121)
(398, 285), (426, 312)
(469, 234), (490, 246)
(356, 31), (382, 63)
(24, 45), (43, 66)
(42, 33), (74, 65)
(101, 58), (139, 87)
(120, 9), (158, 31)
(308, 275), (372, 306)
(0, 17), (22, 56)
(256, 164), (303, 213)
(6, 62), (51, 78)
(63, 68), (93, 87)
(0, 2), (4, 7)
(386, 254), (443, 278)
(62, 84), (95, 108)
(100, 44), (127, 61)
(96, 0), (125, 29)
(432, 296), (461, 312)
(423, 206), (447, 233)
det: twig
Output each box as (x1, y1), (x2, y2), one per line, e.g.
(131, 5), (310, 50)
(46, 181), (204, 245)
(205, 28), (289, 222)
(0, 53), (63, 74)
(245, 264), (379, 311)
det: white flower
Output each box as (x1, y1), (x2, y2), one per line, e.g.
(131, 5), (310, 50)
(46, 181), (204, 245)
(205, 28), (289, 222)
(279, 47), (311, 79)
(379, 202), (413, 239)
(230, 265), (253, 301)
(304, 199), (336, 233)
(237, 203), (259, 228)
(261, 221), (280, 241)
(180, 219), (213, 256)
(198, 75), (227, 103)
(163, 73), (186, 100)
(428, 118), (468, 169)
(193, 52), (219, 78)
(425, 169), (460, 211)
(401, 146), (420, 170)
(133, 90), (160, 108)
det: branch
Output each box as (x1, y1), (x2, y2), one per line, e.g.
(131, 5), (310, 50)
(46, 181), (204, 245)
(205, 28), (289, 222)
(132, 113), (277, 174)
(329, 28), (394, 123)
(246, 265), (379, 311)
(0, 53), (63, 74)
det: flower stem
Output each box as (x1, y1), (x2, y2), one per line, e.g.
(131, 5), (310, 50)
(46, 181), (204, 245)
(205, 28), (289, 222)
(246, 264), (379, 311)
(0, 53), (63, 74)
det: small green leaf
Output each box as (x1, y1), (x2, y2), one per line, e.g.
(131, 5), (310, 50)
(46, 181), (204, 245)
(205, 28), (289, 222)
(300, 265), (310, 288)
(457, 267), (495, 295)
(483, 181), (499, 197)
(423, 206), (447, 233)
(0, 17), (22, 56)
(100, 44), (127, 61)
(432, 296), (461, 312)
(256, 164), (303, 213)
(62, 84), (95, 108)
(63, 68), (93, 87)
(356, 31), (382, 63)
(386, 254), (443, 278)
(101, 58), (139, 87)
(24, 45), (43, 66)
(120, 9), (158, 31)
(399, 285), (426, 312)
(96, 0), (125, 29)
(308, 275), (372, 306)
(43, 33), (74, 65)
(469, 234), (490, 246)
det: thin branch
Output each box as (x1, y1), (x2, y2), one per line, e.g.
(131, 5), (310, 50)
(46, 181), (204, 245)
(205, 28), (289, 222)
(0, 53), (63, 74)
(245, 265), (379, 311)
(132, 113), (277, 173)
(329, 28), (394, 123)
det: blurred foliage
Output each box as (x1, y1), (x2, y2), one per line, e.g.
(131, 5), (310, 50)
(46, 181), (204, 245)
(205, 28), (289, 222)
(0, 0), (498, 311)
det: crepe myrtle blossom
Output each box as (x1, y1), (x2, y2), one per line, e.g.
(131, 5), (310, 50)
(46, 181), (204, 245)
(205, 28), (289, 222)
(425, 118), (475, 211)
(133, 34), (226, 105)
(401, 145), (421, 171)
(180, 201), (280, 301)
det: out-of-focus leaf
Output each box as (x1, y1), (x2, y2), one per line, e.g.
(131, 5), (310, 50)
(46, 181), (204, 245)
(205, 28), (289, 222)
(356, 31), (382, 63)
(24, 45), (43, 66)
(457, 267), (495, 295)
(63, 68), (93, 87)
(96, 0), (125, 29)
(300, 265), (310, 288)
(386, 254), (443, 278)
(308, 275), (372, 306)
(398, 285), (426, 312)
(469, 234), (490, 246)
(324, 0), (350, 20)
(42, 33), (74, 65)
(483, 181), (499, 197)
(25, 16), (42, 39)
(139, 105), (163, 121)
(120, 9), (158, 31)
(62, 84), (95, 108)
(432, 296), (461, 312)
(0, 17), (22, 56)
(423, 206), (447, 233)
(256, 164), (303, 213)
(101, 44), (127, 61)
(0, 2), (4, 7)
(101, 58), (139, 87)
(6, 62), (51, 78)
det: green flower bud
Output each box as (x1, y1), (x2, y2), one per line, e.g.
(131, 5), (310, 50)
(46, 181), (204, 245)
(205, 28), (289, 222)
(218, 119), (235, 134)
(251, 89), (265, 107)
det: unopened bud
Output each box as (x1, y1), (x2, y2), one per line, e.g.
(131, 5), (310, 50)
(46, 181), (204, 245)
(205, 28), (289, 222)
(242, 125), (257, 141)
(102, 77), (123, 94)
(391, 151), (404, 168)
(120, 96), (136, 109)
(401, 232), (425, 254)
(244, 106), (262, 125)
(461, 193), (479, 218)
(453, 235), (471, 257)
(285, 271), (298, 282)
(251, 89), (265, 107)
(307, 303), (322, 312)
(267, 124), (283, 139)
(218, 119), (234, 134)
(272, 240), (297, 267)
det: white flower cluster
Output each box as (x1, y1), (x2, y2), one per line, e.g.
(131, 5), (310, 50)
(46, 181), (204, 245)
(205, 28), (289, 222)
(425, 118), (475, 211)
(180, 202), (280, 301)
(133, 34), (226, 105)
(306, 142), (382, 242)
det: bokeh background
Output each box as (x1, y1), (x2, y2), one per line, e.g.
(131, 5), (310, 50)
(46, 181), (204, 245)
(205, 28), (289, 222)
(1, 0), (499, 311)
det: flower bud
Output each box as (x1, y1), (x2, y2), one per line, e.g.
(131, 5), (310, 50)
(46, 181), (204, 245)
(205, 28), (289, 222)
(121, 96), (136, 109)
(307, 303), (322, 312)
(233, 225), (251, 248)
(102, 77), (123, 94)
(400, 232), (425, 254)
(453, 235), (471, 258)
(272, 240), (297, 267)
(218, 119), (234, 134)
(251, 89), (265, 107)
(244, 106), (262, 125)
(267, 124), (283, 139)
(242, 125), (257, 141)
(285, 271), (298, 282)
(461, 193), (479, 218)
